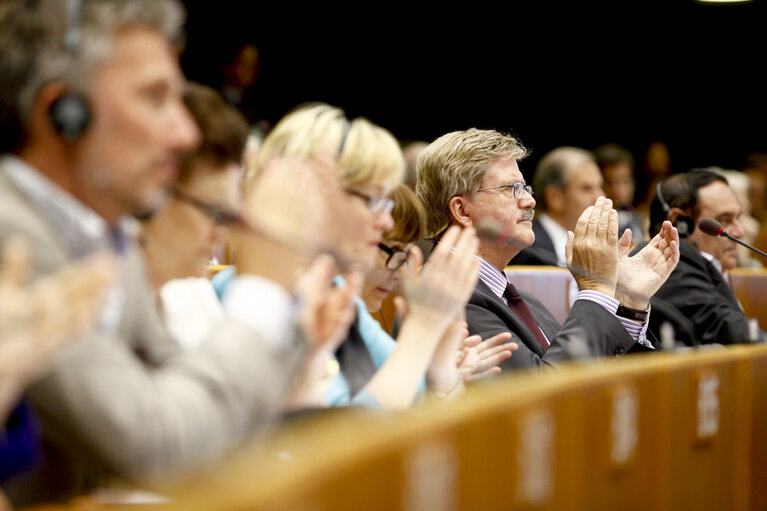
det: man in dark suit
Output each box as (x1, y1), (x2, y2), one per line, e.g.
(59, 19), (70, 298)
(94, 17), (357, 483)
(415, 129), (680, 371)
(646, 169), (761, 345)
(511, 146), (604, 267)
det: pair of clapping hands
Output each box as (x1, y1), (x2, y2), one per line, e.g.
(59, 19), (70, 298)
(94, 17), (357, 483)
(567, 196), (680, 309)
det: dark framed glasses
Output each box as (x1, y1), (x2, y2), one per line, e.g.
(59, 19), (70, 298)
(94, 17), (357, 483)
(171, 187), (241, 226)
(345, 189), (395, 215)
(378, 242), (410, 271)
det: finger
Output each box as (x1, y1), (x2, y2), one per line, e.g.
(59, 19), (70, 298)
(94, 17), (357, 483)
(618, 228), (632, 258)
(595, 197), (610, 240)
(607, 204), (618, 244)
(476, 350), (514, 373)
(465, 367), (502, 381)
(476, 331), (512, 351)
(393, 295), (409, 322)
(462, 334), (482, 348)
(565, 231), (574, 267)
(574, 205), (594, 241)
(588, 196), (605, 237)
(478, 343), (518, 360)
(0, 237), (30, 290)
(429, 225), (461, 265)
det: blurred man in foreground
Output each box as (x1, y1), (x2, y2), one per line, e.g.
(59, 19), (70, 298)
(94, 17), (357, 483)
(0, 0), (349, 504)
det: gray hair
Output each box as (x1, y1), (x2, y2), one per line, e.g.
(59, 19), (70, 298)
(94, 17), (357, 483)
(0, 0), (185, 152)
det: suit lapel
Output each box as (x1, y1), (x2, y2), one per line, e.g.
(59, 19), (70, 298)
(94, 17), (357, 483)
(474, 279), (546, 357)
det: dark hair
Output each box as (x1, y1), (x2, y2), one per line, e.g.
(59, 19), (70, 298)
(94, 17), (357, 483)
(593, 143), (635, 173)
(649, 168), (728, 235)
(178, 82), (250, 183)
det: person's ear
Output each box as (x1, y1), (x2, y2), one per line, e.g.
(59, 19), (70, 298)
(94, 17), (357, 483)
(448, 195), (473, 228)
(668, 207), (695, 239)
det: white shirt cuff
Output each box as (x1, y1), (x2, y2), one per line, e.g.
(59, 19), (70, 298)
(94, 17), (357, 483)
(575, 290), (653, 349)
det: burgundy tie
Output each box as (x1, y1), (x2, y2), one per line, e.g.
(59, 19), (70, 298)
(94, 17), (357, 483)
(504, 282), (549, 353)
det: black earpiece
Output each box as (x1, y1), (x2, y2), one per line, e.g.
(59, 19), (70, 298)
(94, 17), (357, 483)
(656, 181), (695, 238)
(48, 0), (90, 141)
(49, 93), (90, 140)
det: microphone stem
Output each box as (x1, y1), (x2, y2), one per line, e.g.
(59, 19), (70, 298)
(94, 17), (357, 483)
(723, 233), (767, 258)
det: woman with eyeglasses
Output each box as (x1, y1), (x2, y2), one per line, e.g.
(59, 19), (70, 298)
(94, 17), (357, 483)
(207, 103), (509, 411)
(313, 184), (518, 409)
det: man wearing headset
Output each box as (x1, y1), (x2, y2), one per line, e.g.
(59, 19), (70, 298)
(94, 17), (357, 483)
(0, 0), (353, 504)
(647, 169), (761, 345)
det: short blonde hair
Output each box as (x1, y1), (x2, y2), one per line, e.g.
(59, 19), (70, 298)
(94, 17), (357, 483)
(415, 128), (529, 239)
(246, 103), (404, 191)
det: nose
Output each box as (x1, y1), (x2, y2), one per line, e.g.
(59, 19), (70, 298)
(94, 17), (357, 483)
(168, 100), (201, 153)
(520, 189), (536, 209)
(730, 217), (746, 239)
(375, 209), (395, 233)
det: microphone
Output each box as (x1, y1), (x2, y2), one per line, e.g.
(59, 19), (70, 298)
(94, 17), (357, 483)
(698, 217), (767, 258)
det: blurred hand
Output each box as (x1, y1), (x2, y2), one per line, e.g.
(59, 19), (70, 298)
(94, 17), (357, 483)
(0, 237), (115, 419)
(403, 226), (479, 330)
(294, 255), (361, 351)
(615, 220), (680, 309)
(457, 331), (517, 381)
(566, 196), (619, 297)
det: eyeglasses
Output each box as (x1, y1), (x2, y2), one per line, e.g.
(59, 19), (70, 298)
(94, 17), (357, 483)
(172, 187), (241, 226)
(476, 182), (533, 200)
(345, 189), (395, 214)
(378, 242), (410, 271)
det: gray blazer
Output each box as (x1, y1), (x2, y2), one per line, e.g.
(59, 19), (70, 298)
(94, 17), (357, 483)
(0, 166), (304, 504)
(466, 279), (645, 372)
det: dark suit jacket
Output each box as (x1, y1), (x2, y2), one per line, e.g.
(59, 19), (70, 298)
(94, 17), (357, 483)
(640, 239), (754, 345)
(509, 219), (559, 266)
(466, 279), (645, 372)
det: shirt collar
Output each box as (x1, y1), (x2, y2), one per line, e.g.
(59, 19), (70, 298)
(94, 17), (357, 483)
(477, 256), (508, 302)
(699, 249), (724, 274)
(1, 155), (134, 257)
(537, 213), (568, 266)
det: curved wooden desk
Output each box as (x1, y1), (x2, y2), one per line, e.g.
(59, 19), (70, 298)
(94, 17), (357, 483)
(135, 344), (766, 511)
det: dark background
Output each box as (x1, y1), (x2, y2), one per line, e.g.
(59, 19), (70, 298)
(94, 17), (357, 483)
(180, 0), (767, 180)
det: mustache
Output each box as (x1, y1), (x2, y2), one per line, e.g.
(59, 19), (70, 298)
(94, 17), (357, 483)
(520, 209), (535, 221)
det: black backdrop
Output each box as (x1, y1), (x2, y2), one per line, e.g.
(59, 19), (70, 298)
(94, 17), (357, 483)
(180, 0), (767, 180)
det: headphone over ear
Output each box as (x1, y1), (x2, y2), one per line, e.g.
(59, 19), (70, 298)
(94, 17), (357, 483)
(656, 181), (695, 238)
(49, 93), (91, 140)
(48, 0), (91, 141)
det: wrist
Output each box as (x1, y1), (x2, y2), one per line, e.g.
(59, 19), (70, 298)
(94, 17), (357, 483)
(576, 279), (615, 298)
(615, 290), (649, 311)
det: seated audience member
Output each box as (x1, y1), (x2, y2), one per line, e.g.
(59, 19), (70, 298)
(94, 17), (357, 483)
(221, 104), (498, 411)
(645, 169), (764, 345)
(289, 184), (517, 410)
(0, 0), (350, 504)
(594, 143), (647, 243)
(416, 129), (681, 371)
(139, 82), (249, 348)
(510, 146), (604, 267)
(711, 168), (762, 269)
(0, 238), (114, 489)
